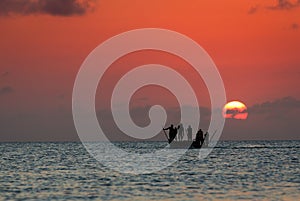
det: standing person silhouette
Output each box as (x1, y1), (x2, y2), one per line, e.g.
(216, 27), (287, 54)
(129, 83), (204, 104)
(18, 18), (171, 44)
(187, 125), (192, 141)
(178, 123), (184, 141)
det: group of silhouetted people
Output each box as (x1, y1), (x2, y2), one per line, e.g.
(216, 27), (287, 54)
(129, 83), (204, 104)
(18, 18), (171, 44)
(164, 124), (209, 147)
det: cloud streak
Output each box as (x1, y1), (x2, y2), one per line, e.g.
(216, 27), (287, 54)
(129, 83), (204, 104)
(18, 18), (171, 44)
(266, 0), (300, 10)
(1, 71), (9, 77)
(223, 96), (300, 140)
(248, 6), (259, 14)
(248, 0), (300, 14)
(0, 0), (97, 16)
(248, 96), (300, 120)
(291, 23), (299, 30)
(1, 96), (299, 141)
(0, 86), (14, 95)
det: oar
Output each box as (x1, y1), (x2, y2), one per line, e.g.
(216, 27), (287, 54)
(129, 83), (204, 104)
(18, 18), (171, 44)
(209, 130), (218, 142)
(162, 127), (170, 143)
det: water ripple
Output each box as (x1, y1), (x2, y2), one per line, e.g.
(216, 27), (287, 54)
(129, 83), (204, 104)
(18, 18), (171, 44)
(0, 141), (299, 200)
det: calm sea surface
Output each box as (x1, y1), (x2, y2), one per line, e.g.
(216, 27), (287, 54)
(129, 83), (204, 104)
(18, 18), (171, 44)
(0, 141), (299, 200)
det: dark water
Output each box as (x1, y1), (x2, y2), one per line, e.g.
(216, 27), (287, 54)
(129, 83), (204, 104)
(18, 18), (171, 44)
(0, 141), (299, 200)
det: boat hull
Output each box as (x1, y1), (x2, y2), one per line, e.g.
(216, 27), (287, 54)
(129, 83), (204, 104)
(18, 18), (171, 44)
(169, 141), (208, 149)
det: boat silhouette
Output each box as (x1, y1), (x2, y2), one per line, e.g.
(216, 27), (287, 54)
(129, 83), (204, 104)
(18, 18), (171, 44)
(168, 140), (208, 149)
(163, 127), (216, 149)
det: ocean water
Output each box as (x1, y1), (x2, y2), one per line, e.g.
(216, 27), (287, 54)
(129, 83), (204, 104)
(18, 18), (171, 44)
(0, 141), (299, 201)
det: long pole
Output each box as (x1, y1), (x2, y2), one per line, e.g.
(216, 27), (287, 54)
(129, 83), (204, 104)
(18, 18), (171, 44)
(209, 130), (218, 142)
(162, 127), (170, 143)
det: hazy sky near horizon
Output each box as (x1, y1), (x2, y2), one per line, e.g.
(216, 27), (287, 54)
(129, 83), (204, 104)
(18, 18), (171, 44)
(0, 0), (300, 141)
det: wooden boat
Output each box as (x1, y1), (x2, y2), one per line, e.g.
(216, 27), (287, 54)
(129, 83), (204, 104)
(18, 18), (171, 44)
(168, 140), (208, 149)
(163, 128), (214, 149)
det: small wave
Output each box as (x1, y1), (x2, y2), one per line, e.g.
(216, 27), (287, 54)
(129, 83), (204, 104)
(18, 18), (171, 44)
(214, 146), (300, 149)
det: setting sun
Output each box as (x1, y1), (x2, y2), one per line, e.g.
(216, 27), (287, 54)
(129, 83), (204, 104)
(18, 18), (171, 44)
(223, 101), (248, 120)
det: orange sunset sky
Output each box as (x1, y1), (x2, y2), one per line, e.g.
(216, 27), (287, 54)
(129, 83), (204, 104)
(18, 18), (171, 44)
(0, 0), (300, 141)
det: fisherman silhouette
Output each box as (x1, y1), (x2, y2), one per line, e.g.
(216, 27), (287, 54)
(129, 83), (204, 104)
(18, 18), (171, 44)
(174, 125), (180, 141)
(178, 123), (184, 141)
(195, 129), (204, 147)
(164, 124), (180, 143)
(164, 124), (175, 143)
(187, 125), (192, 141)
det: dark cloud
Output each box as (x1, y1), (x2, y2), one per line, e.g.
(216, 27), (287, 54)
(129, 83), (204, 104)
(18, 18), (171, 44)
(0, 0), (97, 16)
(57, 93), (65, 99)
(266, 0), (300, 10)
(249, 96), (300, 114)
(0, 109), (78, 142)
(223, 96), (300, 140)
(225, 109), (247, 114)
(0, 86), (14, 95)
(249, 0), (300, 14)
(291, 23), (299, 30)
(1, 71), (9, 77)
(249, 96), (300, 117)
(1, 96), (299, 141)
(248, 6), (259, 14)
(75, 97), (300, 141)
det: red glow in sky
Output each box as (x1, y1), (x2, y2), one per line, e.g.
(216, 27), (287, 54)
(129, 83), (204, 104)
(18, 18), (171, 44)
(0, 0), (300, 141)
